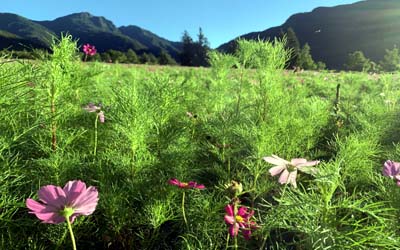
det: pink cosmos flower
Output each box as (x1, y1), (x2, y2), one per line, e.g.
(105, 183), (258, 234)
(263, 155), (319, 188)
(83, 44), (97, 56)
(26, 180), (99, 224)
(224, 204), (258, 240)
(168, 178), (205, 189)
(383, 160), (400, 186)
(83, 103), (105, 123)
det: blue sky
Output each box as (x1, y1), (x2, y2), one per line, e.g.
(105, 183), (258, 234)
(2, 0), (360, 48)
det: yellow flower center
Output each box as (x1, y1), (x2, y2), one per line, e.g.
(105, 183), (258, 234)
(181, 182), (189, 187)
(235, 215), (244, 223)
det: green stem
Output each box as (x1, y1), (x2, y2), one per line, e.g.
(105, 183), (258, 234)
(182, 191), (188, 230)
(93, 114), (98, 156)
(66, 217), (77, 250)
(225, 233), (230, 250)
(234, 235), (238, 250)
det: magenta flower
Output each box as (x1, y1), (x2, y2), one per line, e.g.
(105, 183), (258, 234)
(224, 204), (258, 240)
(383, 160), (400, 186)
(83, 43), (97, 56)
(26, 180), (99, 224)
(168, 178), (205, 189)
(263, 155), (319, 188)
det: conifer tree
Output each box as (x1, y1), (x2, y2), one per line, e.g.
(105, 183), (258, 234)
(379, 47), (400, 72)
(284, 27), (300, 68)
(158, 50), (177, 65)
(180, 30), (195, 66)
(297, 43), (317, 70)
(344, 50), (371, 71)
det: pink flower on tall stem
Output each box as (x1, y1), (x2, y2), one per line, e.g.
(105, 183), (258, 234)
(83, 103), (105, 123)
(383, 160), (400, 186)
(168, 178), (205, 189)
(83, 44), (97, 56)
(26, 180), (99, 224)
(263, 155), (319, 188)
(224, 204), (258, 240)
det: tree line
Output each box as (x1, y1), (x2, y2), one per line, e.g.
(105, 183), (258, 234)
(2, 27), (400, 72)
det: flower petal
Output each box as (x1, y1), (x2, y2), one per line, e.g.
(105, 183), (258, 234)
(278, 169), (290, 185)
(242, 228), (252, 240)
(229, 223), (239, 237)
(269, 165), (286, 176)
(290, 158), (308, 166)
(288, 170), (298, 188)
(70, 186), (99, 216)
(224, 215), (235, 225)
(225, 204), (234, 216)
(296, 160), (320, 168)
(383, 160), (400, 177)
(263, 155), (289, 165)
(26, 199), (65, 224)
(63, 180), (87, 204)
(237, 206), (248, 217)
(38, 185), (66, 209)
(168, 178), (181, 186)
(98, 111), (105, 123)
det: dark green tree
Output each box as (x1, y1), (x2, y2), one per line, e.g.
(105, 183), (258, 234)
(126, 49), (139, 64)
(180, 28), (210, 67)
(180, 30), (195, 66)
(140, 52), (158, 64)
(283, 27), (300, 69)
(192, 27), (210, 66)
(106, 50), (127, 63)
(158, 50), (177, 65)
(379, 47), (400, 72)
(344, 50), (371, 71)
(297, 43), (317, 70)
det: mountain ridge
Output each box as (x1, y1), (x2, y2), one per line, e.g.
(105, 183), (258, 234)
(218, 0), (400, 69)
(0, 12), (182, 58)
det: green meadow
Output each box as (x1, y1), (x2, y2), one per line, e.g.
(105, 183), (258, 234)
(2, 36), (400, 249)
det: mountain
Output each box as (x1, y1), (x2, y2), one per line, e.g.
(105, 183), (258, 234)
(0, 12), (181, 58)
(35, 12), (146, 53)
(0, 13), (54, 48)
(218, 0), (400, 69)
(119, 25), (182, 59)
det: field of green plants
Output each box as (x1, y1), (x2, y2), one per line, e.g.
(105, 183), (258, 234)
(2, 35), (400, 250)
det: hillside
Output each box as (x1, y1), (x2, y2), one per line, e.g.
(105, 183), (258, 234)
(0, 12), (181, 58)
(218, 0), (400, 69)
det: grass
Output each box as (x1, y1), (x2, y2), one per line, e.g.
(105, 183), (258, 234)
(1, 35), (400, 249)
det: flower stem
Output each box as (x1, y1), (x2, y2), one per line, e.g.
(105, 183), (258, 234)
(225, 233), (230, 250)
(234, 235), (238, 250)
(66, 217), (77, 250)
(93, 114), (98, 157)
(182, 191), (188, 230)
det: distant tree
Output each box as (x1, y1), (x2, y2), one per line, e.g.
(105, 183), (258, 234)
(344, 50), (371, 71)
(192, 27), (210, 66)
(140, 52), (158, 64)
(158, 50), (177, 65)
(147, 53), (158, 64)
(379, 46), (400, 72)
(180, 30), (195, 66)
(180, 28), (210, 67)
(106, 50), (127, 63)
(297, 43), (317, 70)
(100, 52), (112, 63)
(316, 61), (326, 70)
(126, 49), (139, 64)
(282, 27), (300, 69)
